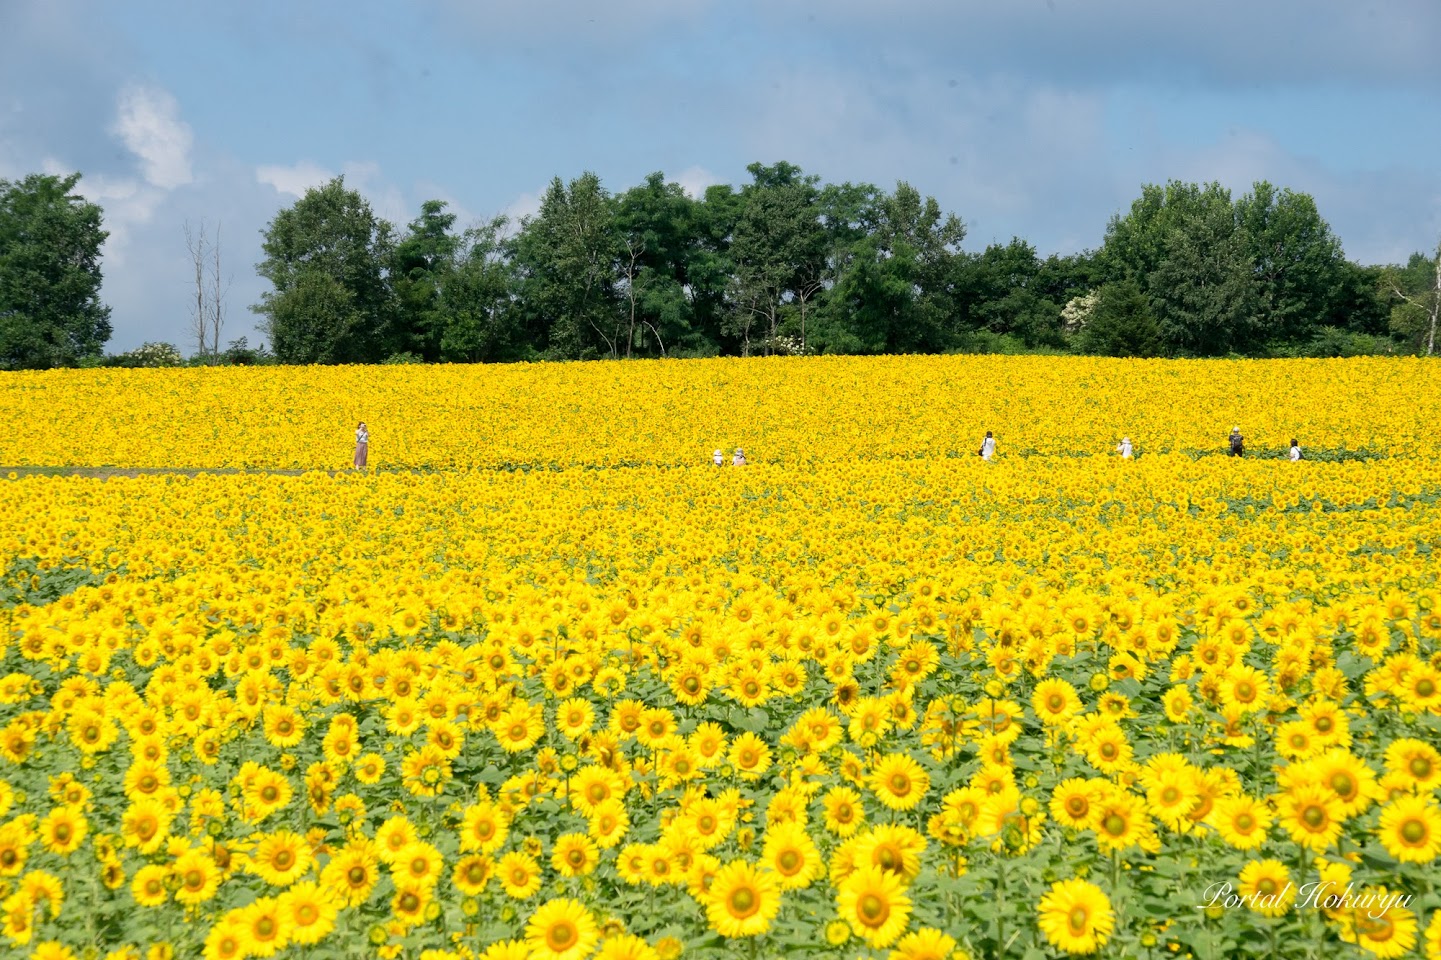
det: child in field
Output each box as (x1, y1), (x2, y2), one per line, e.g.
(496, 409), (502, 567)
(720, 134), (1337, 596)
(1228, 427), (1244, 457)
(1289, 439), (1302, 461)
(354, 422), (369, 469)
(979, 431), (996, 461)
(713, 449), (724, 466)
(1116, 437), (1133, 459)
(733, 448), (747, 466)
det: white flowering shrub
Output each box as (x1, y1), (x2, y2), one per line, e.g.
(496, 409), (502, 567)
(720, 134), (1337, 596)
(111, 342), (184, 368)
(1061, 291), (1099, 334)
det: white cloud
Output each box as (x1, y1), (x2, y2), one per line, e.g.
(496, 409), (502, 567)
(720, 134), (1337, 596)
(671, 165), (721, 199)
(111, 85), (193, 189)
(255, 160), (336, 198)
(503, 188), (544, 223)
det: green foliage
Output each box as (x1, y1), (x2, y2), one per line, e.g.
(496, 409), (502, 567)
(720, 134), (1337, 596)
(107, 341), (184, 368)
(0, 172), (112, 369)
(1078, 280), (1161, 357)
(1290, 326), (1400, 358)
(253, 176), (396, 364)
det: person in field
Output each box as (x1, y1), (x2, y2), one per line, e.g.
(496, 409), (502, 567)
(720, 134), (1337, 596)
(979, 431), (996, 461)
(733, 448), (747, 466)
(1116, 436), (1133, 459)
(713, 449), (724, 466)
(1290, 438), (1303, 461)
(1228, 427), (1244, 457)
(354, 422), (369, 469)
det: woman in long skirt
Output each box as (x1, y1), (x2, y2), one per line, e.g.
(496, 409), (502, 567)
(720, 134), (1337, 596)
(354, 422), (369, 469)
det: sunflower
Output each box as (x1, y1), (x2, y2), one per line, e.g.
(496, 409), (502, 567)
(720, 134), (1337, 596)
(174, 847), (222, 905)
(121, 797), (171, 854)
(1310, 748), (1378, 817)
(353, 752), (384, 785)
(38, 806), (87, 856)
(552, 832), (600, 878)
(887, 927), (956, 960)
(1031, 679), (1083, 726)
(728, 732), (772, 780)
(868, 753), (931, 811)
(525, 898), (599, 960)
(1082, 724), (1133, 774)
(498, 851), (543, 899)
(374, 816), (419, 864)
(761, 822), (820, 890)
(202, 917), (247, 960)
(460, 801), (509, 853)
(1090, 789), (1145, 853)
(836, 864), (912, 948)
(822, 786), (866, 838)
(1377, 795), (1441, 864)
(1036, 878), (1115, 955)
(250, 830), (313, 887)
(1050, 779), (1097, 830)
(1279, 784), (1344, 851)
(1384, 738), (1441, 792)
(1338, 886), (1417, 959)
(278, 881), (338, 946)
(131, 863), (170, 908)
(241, 895), (291, 958)
(1208, 793), (1273, 850)
(390, 882), (430, 930)
(393, 841), (444, 890)
(1236, 860), (1294, 917)
(453, 853), (493, 896)
(262, 704), (306, 748)
(318, 840), (380, 907)
(704, 860), (781, 939)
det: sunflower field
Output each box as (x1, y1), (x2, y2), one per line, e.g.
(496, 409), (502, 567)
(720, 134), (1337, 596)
(0, 356), (1440, 960)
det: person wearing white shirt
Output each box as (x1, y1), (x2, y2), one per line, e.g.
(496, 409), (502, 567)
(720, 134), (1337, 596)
(1289, 439), (1302, 461)
(354, 422), (369, 469)
(712, 449), (723, 466)
(979, 431), (996, 461)
(1116, 437), (1133, 459)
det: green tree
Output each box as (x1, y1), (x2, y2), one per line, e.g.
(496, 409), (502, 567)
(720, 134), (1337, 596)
(439, 217), (521, 363)
(1234, 182), (1347, 344)
(254, 177), (395, 364)
(727, 162), (824, 356)
(1384, 242), (1441, 355)
(1078, 279), (1160, 356)
(0, 173), (111, 369)
(391, 199), (459, 361)
(1149, 199), (1260, 355)
(511, 173), (621, 360)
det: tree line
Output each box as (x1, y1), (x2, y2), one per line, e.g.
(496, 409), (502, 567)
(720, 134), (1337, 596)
(1, 166), (1439, 369)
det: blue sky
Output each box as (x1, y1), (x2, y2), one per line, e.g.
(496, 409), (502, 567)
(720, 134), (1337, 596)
(3, 0), (1439, 352)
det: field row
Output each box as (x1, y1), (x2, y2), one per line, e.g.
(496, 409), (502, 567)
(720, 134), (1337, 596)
(1, 356), (1438, 468)
(0, 458), (1438, 958)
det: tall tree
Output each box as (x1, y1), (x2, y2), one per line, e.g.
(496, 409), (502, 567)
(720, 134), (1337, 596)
(391, 200), (459, 361)
(511, 173), (621, 360)
(1077, 279), (1161, 357)
(0, 173), (111, 369)
(439, 216), (520, 363)
(727, 162), (824, 355)
(254, 177), (395, 364)
(184, 219), (229, 357)
(1385, 241), (1441, 355)
(1149, 199), (1260, 356)
(1234, 182), (1347, 344)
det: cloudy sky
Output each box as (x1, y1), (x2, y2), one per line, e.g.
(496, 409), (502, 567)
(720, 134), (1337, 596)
(3, 0), (1439, 352)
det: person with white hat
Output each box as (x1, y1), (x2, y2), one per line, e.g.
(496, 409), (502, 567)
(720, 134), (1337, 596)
(712, 449), (723, 466)
(732, 448), (746, 466)
(1116, 436), (1133, 459)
